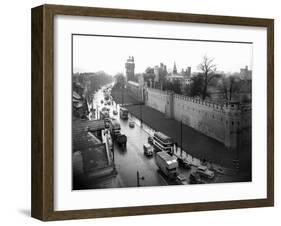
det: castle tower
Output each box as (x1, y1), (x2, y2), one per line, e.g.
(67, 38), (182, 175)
(224, 102), (241, 150)
(185, 67), (191, 78)
(173, 61), (177, 74)
(165, 91), (174, 119)
(125, 56), (135, 81)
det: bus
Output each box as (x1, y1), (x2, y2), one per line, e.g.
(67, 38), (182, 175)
(119, 107), (129, 120)
(153, 131), (174, 154)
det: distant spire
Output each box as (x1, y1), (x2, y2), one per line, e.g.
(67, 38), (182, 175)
(173, 61), (177, 74)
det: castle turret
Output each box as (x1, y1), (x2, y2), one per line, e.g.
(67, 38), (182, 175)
(224, 102), (241, 150)
(173, 61), (177, 74)
(125, 56), (135, 81)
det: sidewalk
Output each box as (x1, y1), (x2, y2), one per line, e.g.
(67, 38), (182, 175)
(125, 104), (251, 171)
(173, 147), (238, 176)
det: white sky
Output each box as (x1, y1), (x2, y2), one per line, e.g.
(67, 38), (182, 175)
(73, 35), (253, 76)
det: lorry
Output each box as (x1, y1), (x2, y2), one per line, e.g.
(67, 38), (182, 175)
(108, 119), (127, 149)
(119, 107), (129, 120)
(100, 110), (109, 120)
(155, 151), (178, 179)
(115, 134), (127, 149)
(109, 119), (121, 139)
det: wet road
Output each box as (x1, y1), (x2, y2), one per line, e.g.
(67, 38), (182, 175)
(93, 86), (167, 187)
(89, 85), (248, 188)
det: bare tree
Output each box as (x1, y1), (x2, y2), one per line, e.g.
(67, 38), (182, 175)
(198, 55), (217, 100)
(219, 74), (241, 101)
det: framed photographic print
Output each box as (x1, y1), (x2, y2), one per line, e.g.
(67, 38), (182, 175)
(31, 4), (274, 221)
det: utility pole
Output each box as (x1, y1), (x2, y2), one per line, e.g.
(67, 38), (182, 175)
(137, 171), (145, 187)
(112, 138), (116, 173)
(180, 120), (183, 157)
(112, 139), (115, 165)
(140, 104), (143, 127)
(122, 84), (124, 106)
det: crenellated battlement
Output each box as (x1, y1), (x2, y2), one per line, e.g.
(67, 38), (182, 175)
(145, 87), (250, 149)
(148, 88), (241, 113)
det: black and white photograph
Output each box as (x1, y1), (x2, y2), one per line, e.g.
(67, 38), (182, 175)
(72, 34), (252, 190)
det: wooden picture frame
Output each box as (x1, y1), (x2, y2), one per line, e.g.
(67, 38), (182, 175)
(31, 4), (274, 221)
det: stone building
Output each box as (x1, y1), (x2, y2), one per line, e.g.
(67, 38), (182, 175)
(240, 65), (252, 80)
(125, 56), (135, 81)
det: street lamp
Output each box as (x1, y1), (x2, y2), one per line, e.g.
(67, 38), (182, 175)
(121, 84), (124, 106)
(112, 138), (116, 173)
(180, 119), (183, 157)
(137, 171), (145, 187)
(140, 104), (143, 127)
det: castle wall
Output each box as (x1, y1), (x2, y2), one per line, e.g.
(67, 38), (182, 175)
(145, 88), (251, 149)
(127, 81), (141, 101)
(146, 88), (168, 113)
(173, 95), (227, 144)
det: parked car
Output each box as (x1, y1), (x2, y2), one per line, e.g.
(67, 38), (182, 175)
(147, 136), (153, 145)
(105, 121), (110, 129)
(189, 172), (205, 184)
(129, 120), (135, 128)
(115, 134), (127, 150)
(143, 143), (153, 157)
(196, 166), (215, 179)
(101, 107), (108, 112)
(176, 174), (188, 185)
(177, 157), (191, 169)
(113, 110), (118, 115)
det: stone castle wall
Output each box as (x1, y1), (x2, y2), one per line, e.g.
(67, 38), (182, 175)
(146, 88), (169, 113)
(145, 88), (251, 149)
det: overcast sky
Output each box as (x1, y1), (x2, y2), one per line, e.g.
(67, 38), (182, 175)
(73, 35), (253, 76)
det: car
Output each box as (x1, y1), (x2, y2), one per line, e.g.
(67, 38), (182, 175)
(143, 143), (153, 156)
(189, 172), (205, 184)
(196, 166), (215, 179)
(177, 157), (191, 169)
(129, 120), (135, 128)
(101, 107), (110, 112)
(147, 136), (153, 145)
(105, 121), (110, 129)
(113, 110), (118, 115)
(176, 174), (188, 185)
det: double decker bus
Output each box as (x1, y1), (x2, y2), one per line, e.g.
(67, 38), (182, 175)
(119, 107), (129, 120)
(153, 131), (174, 154)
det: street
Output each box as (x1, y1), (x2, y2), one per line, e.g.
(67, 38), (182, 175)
(91, 86), (168, 188)
(73, 84), (250, 190)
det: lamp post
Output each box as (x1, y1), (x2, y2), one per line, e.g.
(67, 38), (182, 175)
(140, 104), (143, 127)
(122, 83), (124, 106)
(180, 119), (183, 157)
(137, 171), (145, 187)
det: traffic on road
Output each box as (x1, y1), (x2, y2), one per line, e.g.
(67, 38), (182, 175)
(85, 84), (240, 188)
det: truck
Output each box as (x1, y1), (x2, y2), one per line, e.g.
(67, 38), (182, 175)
(115, 134), (127, 149)
(119, 107), (129, 120)
(100, 110), (109, 120)
(109, 119), (121, 139)
(155, 151), (178, 179)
